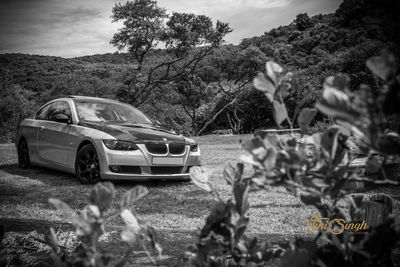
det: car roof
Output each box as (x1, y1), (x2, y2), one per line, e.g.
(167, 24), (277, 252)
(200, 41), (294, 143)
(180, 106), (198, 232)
(66, 95), (121, 103)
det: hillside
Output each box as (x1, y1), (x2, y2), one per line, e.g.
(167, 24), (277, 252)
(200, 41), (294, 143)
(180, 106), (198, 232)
(1, 0), (399, 142)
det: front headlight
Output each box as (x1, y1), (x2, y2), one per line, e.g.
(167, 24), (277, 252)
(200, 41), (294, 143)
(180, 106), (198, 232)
(190, 143), (199, 152)
(102, 140), (139, 151)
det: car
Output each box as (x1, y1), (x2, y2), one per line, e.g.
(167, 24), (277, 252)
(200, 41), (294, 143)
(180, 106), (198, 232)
(16, 96), (201, 184)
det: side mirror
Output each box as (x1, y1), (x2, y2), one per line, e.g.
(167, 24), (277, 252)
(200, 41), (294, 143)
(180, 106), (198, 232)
(53, 113), (71, 124)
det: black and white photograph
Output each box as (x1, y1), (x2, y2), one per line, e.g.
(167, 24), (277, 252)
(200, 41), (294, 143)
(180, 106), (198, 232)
(0, 0), (400, 266)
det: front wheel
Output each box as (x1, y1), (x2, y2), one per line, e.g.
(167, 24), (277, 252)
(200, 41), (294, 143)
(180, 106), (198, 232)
(75, 143), (101, 184)
(18, 138), (31, 169)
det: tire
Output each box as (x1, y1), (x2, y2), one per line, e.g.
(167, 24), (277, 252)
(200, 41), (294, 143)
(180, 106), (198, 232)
(75, 143), (101, 184)
(18, 138), (31, 169)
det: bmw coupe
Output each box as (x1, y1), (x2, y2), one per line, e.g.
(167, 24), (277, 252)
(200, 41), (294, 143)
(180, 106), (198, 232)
(16, 96), (201, 184)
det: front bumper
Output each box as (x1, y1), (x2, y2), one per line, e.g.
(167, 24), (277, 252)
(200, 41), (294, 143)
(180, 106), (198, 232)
(102, 172), (191, 181)
(95, 141), (200, 181)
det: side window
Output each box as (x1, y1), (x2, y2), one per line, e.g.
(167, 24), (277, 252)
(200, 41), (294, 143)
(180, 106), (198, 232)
(35, 103), (52, 120)
(35, 101), (72, 121)
(48, 101), (72, 122)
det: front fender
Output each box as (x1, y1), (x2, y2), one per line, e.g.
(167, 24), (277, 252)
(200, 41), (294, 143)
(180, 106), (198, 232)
(70, 125), (117, 167)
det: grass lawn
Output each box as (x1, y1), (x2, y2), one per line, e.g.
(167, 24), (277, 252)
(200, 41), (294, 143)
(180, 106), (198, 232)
(0, 134), (320, 234)
(1, 134), (400, 266)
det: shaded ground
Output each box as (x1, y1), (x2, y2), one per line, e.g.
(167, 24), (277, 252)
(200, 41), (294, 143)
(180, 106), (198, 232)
(1, 227), (290, 267)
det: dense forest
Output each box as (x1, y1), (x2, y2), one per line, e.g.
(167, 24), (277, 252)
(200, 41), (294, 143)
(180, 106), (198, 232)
(1, 0), (399, 142)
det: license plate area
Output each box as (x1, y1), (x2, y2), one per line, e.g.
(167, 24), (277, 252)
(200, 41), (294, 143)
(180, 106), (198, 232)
(152, 157), (183, 165)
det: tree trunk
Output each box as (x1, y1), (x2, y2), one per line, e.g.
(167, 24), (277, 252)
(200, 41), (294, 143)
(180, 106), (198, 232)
(227, 112), (237, 133)
(233, 107), (241, 134)
(196, 98), (237, 136)
(191, 110), (197, 134)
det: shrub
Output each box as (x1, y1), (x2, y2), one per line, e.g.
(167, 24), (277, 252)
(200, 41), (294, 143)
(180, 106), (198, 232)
(0, 231), (53, 266)
(307, 118), (334, 135)
(0, 84), (37, 143)
(47, 182), (161, 267)
(189, 52), (400, 266)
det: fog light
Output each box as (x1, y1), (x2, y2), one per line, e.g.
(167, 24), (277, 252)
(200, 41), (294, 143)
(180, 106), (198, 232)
(109, 165), (121, 173)
(190, 143), (198, 152)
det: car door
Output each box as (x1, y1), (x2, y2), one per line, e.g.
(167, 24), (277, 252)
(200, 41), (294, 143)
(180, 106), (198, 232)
(36, 101), (75, 166)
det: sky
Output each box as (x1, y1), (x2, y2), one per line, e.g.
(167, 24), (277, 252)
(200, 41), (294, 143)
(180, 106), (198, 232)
(0, 0), (342, 58)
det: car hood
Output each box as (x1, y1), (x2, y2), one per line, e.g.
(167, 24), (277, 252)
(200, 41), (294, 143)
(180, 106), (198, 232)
(78, 121), (187, 144)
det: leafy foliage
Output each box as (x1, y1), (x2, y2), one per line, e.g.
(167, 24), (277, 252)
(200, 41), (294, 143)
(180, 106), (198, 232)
(47, 182), (161, 267)
(110, 0), (168, 69)
(0, 231), (54, 266)
(295, 13), (314, 31)
(189, 56), (400, 266)
(0, 83), (36, 142)
(111, 0), (232, 108)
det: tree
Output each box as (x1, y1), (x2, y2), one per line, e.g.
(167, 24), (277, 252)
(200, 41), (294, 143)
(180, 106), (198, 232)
(196, 81), (248, 136)
(294, 13), (313, 31)
(172, 75), (212, 133)
(110, 0), (168, 70)
(163, 13), (211, 55)
(0, 82), (36, 142)
(193, 45), (267, 135)
(110, 0), (232, 106)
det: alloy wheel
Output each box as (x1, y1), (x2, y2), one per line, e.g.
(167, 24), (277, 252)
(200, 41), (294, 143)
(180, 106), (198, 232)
(76, 144), (101, 184)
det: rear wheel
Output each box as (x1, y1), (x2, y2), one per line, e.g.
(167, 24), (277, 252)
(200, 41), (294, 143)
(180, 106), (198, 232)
(18, 138), (31, 169)
(75, 144), (101, 184)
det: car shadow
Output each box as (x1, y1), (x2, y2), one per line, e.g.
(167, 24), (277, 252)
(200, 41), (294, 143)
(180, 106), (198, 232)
(0, 163), (190, 188)
(0, 163), (80, 186)
(116, 179), (191, 188)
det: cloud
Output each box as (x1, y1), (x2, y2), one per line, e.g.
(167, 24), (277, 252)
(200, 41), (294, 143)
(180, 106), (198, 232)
(158, 0), (340, 44)
(156, 0), (292, 19)
(0, 0), (120, 57)
(0, 0), (342, 57)
(242, 0), (291, 9)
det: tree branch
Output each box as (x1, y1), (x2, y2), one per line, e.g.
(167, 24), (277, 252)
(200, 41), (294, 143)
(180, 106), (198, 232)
(196, 91), (245, 136)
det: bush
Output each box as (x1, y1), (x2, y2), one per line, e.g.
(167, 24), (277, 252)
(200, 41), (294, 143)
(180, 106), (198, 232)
(0, 84), (37, 143)
(188, 53), (400, 266)
(306, 118), (334, 135)
(0, 231), (53, 266)
(1, 183), (162, 267)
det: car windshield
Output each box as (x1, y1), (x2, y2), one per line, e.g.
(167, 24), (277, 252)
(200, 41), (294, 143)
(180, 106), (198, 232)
(73, 100), (153, 124)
